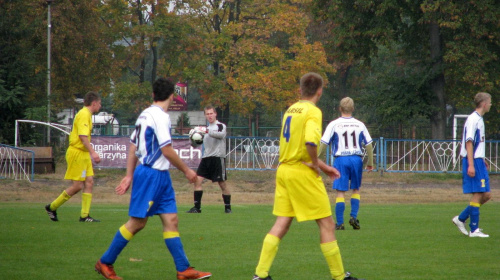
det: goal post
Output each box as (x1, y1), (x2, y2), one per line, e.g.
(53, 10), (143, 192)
(15, 120), (70, 147)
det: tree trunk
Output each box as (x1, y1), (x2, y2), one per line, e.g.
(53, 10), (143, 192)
(429, 21), (446, 140)
(337, 65), (351, 100)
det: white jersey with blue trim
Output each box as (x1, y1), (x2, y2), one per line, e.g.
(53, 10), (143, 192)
(130, 105), (172, 171)
(321, 117), (373, 157)
(460, 111), (485, 158)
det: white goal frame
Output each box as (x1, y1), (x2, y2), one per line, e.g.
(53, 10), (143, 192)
(15, 120), (70, 147)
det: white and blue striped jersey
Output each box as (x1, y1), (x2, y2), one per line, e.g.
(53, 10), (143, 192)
(321, 117), (372, 157)
(130, 105), (172, 171)
(460, 111), (486, 159)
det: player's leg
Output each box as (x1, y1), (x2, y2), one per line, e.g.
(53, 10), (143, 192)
(219, 181), (232, 213)
(349, 189), (361, 230)
(81, 175), (100, 222)
(255, 216), (292, 279)
(316, 216), (346, 280)
(45, 179), (84, 221)
(97, 217), (147, 279)
(468, 159), (490, 237)
(187, 176), (204, 213)
(348, 157), (363, 229)
(160, 213), (212, 279)
(335, 191), (346, 230)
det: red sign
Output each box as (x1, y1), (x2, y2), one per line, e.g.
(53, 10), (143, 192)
(90, 136), (201, 169)
(169, 82), (188, 111)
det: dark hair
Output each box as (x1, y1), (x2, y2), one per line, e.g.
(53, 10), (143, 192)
(300, 72), (323, 97)
(153, 78), (175, 102)
(84, 91), (100, 106)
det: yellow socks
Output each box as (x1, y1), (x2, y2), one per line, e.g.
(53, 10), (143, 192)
(320, 240), (345, 280)
(81, 193), (92, 218)
(50, 190), (71, 210)
(255, 234), (281, 278)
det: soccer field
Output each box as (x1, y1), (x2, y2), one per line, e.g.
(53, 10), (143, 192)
(0, 202), (499, 280)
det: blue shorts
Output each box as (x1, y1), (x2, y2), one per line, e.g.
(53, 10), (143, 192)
(462, 158), (490, 194)
(332, 156), (363, 191)
(129, 165), (177, 218)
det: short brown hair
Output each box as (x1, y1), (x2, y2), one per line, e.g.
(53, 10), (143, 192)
(474, 92), (491, 108)
(84, 91), (100, 106)
(300, 72), (323, 98)
(339, 97), (354, 114)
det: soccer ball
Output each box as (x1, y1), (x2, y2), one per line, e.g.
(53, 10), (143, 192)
(189, 131), (204, 147)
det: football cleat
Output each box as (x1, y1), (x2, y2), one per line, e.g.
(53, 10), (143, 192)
(253, 275), (273, 280)
(452, 216), (468, 236)
(225, 208), (232, 213)
(336, 224), (345, 230)
(45, 204), (58, 221)
(349, 217), (360, 230)
(177, 267), (211, 279)
(469, 228), (489, 238)
(186, 207), (202, 213)
(95, 259), (122, 280)
(79, 216), (100, 222)
(342, 271), (365, 280)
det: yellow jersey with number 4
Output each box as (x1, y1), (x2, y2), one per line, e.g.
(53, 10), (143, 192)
(279, 100), (322, 165)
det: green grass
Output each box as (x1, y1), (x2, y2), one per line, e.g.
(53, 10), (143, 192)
(1, 202), (499, 280)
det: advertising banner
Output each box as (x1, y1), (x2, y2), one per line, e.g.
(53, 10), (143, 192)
(90, 136), (201, 169)
(169, 82), (188, 111)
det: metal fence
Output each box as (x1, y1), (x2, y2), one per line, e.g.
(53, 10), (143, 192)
(225, 137), (500, 174)
(0, 144), (35, 182)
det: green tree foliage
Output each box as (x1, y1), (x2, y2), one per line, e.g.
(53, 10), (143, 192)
(313, 0), (500, 139)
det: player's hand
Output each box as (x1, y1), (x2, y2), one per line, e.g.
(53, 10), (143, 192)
(302, 161), (321, 177)
(92, 151), (101, 164)
(366, 165), (374, 172)
(323, 166), (341, 180)
(185, 169), (197, 183)
(467, 165), (475, 177)
(116, 176), (132, 195)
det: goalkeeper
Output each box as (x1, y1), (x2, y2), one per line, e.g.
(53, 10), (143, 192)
(187, 105), (231, 213)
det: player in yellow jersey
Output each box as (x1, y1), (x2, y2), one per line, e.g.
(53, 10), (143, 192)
(45, 92), (102, 222)
(252, 73), (364, 280)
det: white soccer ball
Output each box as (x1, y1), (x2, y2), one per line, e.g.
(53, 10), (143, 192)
(190, 131), (204, 147)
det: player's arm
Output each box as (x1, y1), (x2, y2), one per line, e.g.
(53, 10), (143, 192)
(161, 144), (197, 183)
(116, 143), (138, 195)
(207, 123), (226, 139)
(466, 141), (475, 177)
(304, 143), (340, 180)
(318, 142), (328, 160)
(365, 143), (374, 171)
(79, 135), (101, 163)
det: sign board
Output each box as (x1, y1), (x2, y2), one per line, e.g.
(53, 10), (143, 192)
(169, 82), (188, 111)
(90, 136), (201, 169)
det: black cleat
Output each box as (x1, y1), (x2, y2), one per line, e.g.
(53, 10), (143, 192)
(349, 217), (360, 230)
(79, 216), (100, 222)
(186, 207), (202, 213)
(45, 204), (58, 221)
(253, 275), (272, 280)
(225, 208), (232, 213)
(342, 271), (365, 280)
(336, 224), (345, 230)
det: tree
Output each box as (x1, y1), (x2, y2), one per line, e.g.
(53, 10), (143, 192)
(313, 0), (500, 139)
(173, 0), (332, 126)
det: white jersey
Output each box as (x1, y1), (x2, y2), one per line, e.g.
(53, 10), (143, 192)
(460, 111), (486, 158)
(130, 105), (172, 170)
(321, 117), (373, 157)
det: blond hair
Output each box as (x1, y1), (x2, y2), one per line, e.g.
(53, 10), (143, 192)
(339, 97), (354, 114)
(474, 92), (491, 108)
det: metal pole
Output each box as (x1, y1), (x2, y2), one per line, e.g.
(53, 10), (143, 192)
(47, 0), (52, 145)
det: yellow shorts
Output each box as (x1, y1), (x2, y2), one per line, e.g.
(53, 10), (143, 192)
(273, 163), (332, 222)
(64, 146), (94, 181)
